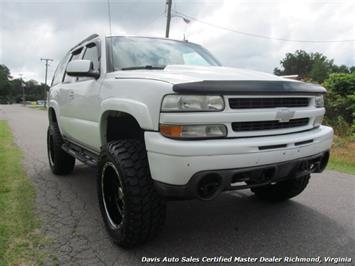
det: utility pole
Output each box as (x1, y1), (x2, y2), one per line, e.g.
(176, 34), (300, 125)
(41, 58), (53, 108)
(19, 73), (25, 105)
(165, 0), (172, 38)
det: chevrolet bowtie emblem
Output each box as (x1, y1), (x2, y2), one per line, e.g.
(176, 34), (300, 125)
(276, 109), (295, 122)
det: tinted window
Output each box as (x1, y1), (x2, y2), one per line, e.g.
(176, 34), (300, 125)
(63, 48), (83, 83)
(83, 44), (99, 71)
(107, 37), (220, 71)
(51, 53), (70, 86)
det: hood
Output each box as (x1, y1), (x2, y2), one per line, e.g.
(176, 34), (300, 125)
(114, 65), (286, 84)
(113, 65), (326, 95)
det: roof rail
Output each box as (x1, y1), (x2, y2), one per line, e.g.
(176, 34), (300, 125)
(70, 33), (99, 51)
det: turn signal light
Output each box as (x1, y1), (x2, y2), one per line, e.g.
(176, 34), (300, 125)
(160, 125), (183, 138)
(160, 124), (227, 139)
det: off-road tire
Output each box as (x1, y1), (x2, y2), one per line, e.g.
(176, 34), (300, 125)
(47, 123), (75, 175)
(97, 139), (166, 248)
(251, 175), (311, 202)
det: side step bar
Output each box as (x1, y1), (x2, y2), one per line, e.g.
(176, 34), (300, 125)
(62, 142), (98, 168)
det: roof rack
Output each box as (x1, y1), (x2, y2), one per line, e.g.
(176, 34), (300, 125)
(70, 33), (99, 51)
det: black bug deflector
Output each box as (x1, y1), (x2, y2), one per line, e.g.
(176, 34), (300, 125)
(172, 80), (327, 95)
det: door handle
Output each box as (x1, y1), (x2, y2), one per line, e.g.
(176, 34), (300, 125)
(68, 90), (74, 99)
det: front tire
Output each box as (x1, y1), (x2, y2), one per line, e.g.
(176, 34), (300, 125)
(97, 139), (166, 248)
(251, 175), (310, 202)
(47, 123), (75, 175)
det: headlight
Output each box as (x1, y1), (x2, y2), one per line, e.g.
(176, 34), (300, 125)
(315, 95), (324, 108)
(161, 95), (224, 112)
(160, 124), (227, 139)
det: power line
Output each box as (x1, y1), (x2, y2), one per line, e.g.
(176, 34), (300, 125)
(174, 10), (355, 43)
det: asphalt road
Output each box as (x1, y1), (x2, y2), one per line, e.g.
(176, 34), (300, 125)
(0, 104), (354, 266)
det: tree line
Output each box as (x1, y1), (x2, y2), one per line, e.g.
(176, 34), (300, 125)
(1, 50), (354, 136)
(0, 64), (48, 104)
(274, 50), (355, 83)
(274, 50), (354, 136)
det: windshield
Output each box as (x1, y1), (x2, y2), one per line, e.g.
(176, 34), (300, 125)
(106, 36), (221, 71)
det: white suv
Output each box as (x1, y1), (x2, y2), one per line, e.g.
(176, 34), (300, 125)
(47, 34), (333, 247)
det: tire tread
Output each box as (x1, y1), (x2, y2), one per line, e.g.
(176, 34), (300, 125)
(98, 139), (166, 248)
(47, 123), (75, 175)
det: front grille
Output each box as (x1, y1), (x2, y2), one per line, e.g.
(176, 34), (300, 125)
(232, 118), (309, 132)
(229, 97), (309, 109)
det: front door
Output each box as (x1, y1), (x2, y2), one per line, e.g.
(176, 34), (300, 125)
(63, 42), (102, 152)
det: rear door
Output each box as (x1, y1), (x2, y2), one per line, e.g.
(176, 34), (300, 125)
(50, 52), (71, 135)
(58, 47), (84, 138)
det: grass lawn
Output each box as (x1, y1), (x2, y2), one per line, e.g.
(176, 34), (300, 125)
(0, 120), (48, 265)
(28, 105), (47, 111)
(327, 136), (355, 175)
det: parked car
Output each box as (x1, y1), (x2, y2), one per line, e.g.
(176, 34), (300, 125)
(47, 34), (333, 247)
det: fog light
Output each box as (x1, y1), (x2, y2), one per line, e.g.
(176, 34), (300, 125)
(160, 124), (227, 139)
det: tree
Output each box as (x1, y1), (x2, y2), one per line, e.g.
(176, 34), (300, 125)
(323, 72), (355, 132)
(332, 64), (350, 74)
(308, 53), (334, 82)
(274, 50), (313, 79)
(0, 65), (13, 103)
(273, 50), (353, 83)
(0, 64), (11, 81)
(0, 64), (48, 103)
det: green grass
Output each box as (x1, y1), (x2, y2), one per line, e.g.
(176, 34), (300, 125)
(327, 136), (355, 175)
(0, 121), (48, 265)
(28, 105), (47, 111)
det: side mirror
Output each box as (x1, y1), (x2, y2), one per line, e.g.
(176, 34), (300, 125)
(66, 60), (100, 79)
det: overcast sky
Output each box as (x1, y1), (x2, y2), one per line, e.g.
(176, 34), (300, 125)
(0, 0), (354, 83)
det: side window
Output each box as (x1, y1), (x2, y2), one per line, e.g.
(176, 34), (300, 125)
(83, 44), (99, 72)
(77, 44), (100, 81)
(51, 53), (70, 86)
(63, 48), (83, 83)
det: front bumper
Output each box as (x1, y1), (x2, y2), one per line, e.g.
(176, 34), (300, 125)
(153, 151), (329, 200)
(145, 125), (333, 186)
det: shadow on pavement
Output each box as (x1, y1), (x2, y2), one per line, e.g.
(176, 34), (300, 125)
(61, 165), (354, 263)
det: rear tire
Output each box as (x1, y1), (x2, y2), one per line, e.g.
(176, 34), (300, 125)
(97, 139), (166, 248)
(251, 175), (310, 202)
(47, 123), (75, 175)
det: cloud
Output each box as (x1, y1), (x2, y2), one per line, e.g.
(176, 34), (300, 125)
(0, 0), (354, 82)
(171, 0), (355, 72)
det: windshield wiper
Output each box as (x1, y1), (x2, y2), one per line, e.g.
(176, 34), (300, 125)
(121, 65), (166, 71)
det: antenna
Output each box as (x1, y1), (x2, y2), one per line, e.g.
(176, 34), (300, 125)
(106, 0), (114, 71)
(107, 0), (112, 36)
(165, 0), (172, 38)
